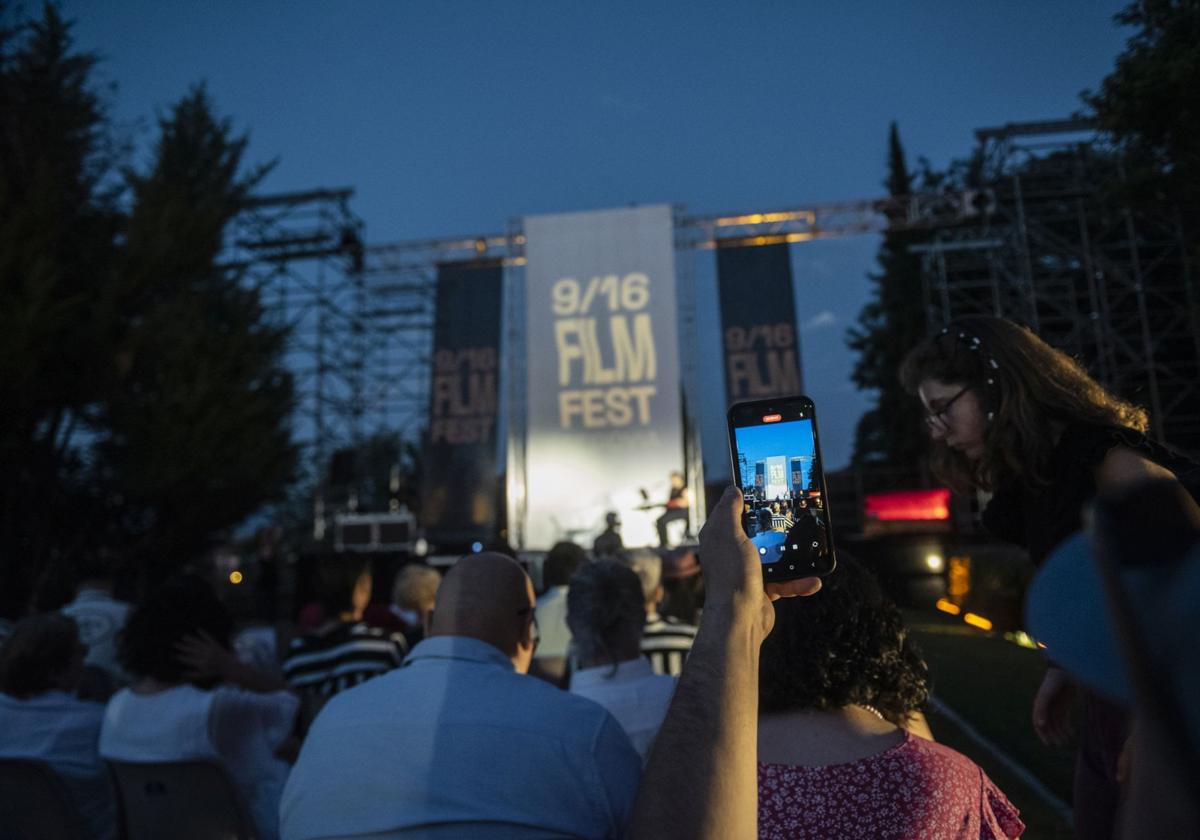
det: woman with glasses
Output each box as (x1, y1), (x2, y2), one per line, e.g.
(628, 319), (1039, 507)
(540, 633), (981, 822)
(901, 315), (1197, 840)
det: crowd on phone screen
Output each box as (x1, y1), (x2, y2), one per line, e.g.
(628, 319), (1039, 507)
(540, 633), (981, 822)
(1, 315), (1197, 839)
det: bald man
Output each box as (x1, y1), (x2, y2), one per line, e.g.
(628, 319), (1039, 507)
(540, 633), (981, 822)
(280, 553), (641, 840)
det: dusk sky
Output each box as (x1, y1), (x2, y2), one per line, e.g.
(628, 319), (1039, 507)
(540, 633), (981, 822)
(62, 1), (1132, 474)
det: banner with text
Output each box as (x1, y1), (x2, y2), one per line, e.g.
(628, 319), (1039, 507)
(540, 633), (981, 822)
(421, 260), (503, 546)
(716, 240), (804, 402)
(522, 205), (684, 549)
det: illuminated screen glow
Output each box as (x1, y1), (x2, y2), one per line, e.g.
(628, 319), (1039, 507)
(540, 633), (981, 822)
(732, 417), (829, 568)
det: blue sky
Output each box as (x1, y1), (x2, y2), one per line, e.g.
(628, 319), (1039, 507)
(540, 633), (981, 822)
(61, 1), (1132, 473)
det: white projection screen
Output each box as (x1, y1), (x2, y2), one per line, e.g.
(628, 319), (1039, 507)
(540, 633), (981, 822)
(519, 205), (685, 549)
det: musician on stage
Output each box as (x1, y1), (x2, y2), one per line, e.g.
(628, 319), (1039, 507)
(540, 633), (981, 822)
(655, 471), (692, 548)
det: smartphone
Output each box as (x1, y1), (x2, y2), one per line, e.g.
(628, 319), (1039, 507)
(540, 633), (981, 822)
(727, 396), (836, 579)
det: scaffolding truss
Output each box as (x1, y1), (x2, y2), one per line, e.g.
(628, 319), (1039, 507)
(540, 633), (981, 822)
(915, 119), (1200, 452)
(225, 188), (367, 483)
(227, 120), (1198, 526)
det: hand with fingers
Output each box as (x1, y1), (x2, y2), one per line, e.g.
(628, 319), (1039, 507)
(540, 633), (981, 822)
(698, 486), (822, 639)
(175, 629), (236, 684)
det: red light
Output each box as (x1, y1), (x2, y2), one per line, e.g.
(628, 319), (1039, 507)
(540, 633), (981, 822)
(762, 413), (782, 423)
(864, 488), (951, 522)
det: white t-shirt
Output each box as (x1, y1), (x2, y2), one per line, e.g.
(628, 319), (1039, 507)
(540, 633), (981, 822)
(100, 684), (298, 840)
(569, 657), (676, 762)
(61, 589), (132, 686)
(0, 691), (116, 840)
(534, 586), (571, 659)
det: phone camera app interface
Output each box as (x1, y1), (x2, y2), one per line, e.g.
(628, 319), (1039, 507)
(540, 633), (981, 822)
(733, 418), (829, 570)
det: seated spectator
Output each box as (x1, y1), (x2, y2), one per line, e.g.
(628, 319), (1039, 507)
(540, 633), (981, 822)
(0, 614), (116, 840)
(282, 557), (406, 704)
(234, 622), (289, 683)
(625, 548), (697, 676)
(99, 575), (298, 840)
(280, 552), (640, 840)
(660, 546), (704, 626)
(756, 554), (1023, 839)
(362, 563), (441, 650)
(60, 551), (132, 693)
(567, 560), (676, 761)
(532, 540), (586, 685)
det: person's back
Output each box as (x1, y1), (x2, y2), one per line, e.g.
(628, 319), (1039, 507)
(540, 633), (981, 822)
(624, 548), (696, 677)
(756, 555), (1023, 840)
(101, 682), (296, 840)
(531, 541), (586, 684)
(0, 614), (116, 840)
(99, 575), (298, 840)
(757, 717), (1020, 839)
(283, 557), (406, 701)
(280, 553), (640, 840)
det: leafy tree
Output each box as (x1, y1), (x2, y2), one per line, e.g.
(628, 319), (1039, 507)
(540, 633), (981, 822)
(0, 3), (120, 616)
(96, 86), (296, 581)
(845, 123), (929, 477)
(1086, 1), (1200, 200)
(0, 2), (298, 613)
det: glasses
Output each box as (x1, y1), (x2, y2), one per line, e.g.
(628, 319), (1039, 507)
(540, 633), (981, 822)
(924, 386), (971, 430)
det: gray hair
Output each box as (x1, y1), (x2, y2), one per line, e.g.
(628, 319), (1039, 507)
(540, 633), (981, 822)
(391, 564), (442, 612)
(622, 548), (662, 607)
(566, 560), (646, 672)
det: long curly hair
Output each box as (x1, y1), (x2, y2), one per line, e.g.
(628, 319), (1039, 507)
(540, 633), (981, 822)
(118, 574), (233, 687)
(758, 553), (929, 725)
(900, 315), (1148, 492)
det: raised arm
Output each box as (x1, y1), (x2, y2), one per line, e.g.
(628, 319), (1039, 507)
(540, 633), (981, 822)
(631, 487), (820, 839)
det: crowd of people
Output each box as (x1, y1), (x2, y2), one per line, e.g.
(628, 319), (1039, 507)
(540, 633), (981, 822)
(0, 315), (1197, 838)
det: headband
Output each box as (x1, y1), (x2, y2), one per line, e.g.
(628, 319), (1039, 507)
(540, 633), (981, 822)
(940, 327), (1001, 423)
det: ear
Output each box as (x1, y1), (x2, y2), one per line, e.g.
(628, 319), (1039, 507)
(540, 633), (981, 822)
(518, 611), (535, 651)
(655, 584), (665, 605)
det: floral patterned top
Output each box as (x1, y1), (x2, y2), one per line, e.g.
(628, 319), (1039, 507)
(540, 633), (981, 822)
(758, 732), (1025, 839)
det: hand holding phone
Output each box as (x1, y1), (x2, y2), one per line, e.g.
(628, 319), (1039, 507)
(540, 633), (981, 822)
(697, 487), (822, 638)
(727, 396), (837, 582)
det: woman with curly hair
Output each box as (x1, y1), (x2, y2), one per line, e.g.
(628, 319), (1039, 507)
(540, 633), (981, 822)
(901, 315), (1198, 839)
(100, 575), (298, 840)
(756, 553), (1024, 840)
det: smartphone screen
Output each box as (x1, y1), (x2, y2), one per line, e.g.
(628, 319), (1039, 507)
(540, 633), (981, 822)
(727, 397), (836, 579)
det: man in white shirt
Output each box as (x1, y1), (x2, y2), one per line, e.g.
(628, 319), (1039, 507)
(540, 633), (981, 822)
(60, 556), (132, 689)
(567, 560), (676, 761)
(531, 541), (586, 685)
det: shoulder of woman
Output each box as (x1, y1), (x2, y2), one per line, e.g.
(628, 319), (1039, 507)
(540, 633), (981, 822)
(1058, 422), (1145, 465)
(1096, 445), (1178, 491)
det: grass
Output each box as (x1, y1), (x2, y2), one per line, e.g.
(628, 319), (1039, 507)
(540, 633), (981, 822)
(903, 608), (1079, 838)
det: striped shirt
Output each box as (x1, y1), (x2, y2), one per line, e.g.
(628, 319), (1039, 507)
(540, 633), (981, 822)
(283, 622), (407, 698)
(641, 612), (698, 677)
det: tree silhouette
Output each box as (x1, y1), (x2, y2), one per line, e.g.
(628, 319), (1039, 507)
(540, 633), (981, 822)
(96, 86), (295, 583)
(1085, 1), (1200, 250)
(0, 3), (297, 611)
(0, 3), (121, 615)
(845, 123), (929, 476)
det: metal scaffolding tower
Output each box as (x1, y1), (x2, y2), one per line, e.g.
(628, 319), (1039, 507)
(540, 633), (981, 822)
(913, 119), (1200, 453)
(225, 188), (367, 485)
(227, 119), (1198, 536)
